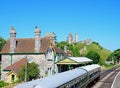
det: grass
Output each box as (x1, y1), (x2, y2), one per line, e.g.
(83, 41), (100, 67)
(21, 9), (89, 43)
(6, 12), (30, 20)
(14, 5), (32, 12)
(86, 43), (111, 60)
(102, 63), (120, 71)
(3, 83), (17, 88)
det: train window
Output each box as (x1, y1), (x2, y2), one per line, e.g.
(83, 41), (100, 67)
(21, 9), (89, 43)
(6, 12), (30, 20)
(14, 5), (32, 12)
(59, 74), (89, 88)
(66, 85), (69, 88)
(89, 74), (93, 78)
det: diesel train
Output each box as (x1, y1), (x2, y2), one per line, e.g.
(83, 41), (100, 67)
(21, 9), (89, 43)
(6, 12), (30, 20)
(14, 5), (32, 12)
(14, 64), (101, 88)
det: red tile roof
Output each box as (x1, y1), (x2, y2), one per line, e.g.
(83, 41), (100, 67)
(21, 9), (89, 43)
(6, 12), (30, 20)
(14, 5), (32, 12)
(54, 47), (64, 54)
(1, 37), (64, 54)
(67, 50), (73, 56)
(4, 58), (27, 71)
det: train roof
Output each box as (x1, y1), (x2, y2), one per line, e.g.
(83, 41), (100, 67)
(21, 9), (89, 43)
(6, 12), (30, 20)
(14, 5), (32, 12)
(35, 68), (87, 88)
(14, 79), (42, 88)
(15, 68), (87, 88)
(14, 64), (101, 88)
(80, 64), (101, 72)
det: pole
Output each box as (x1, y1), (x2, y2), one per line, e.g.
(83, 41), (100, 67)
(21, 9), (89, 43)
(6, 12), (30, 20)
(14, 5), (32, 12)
(68, 64), (71, 70)
(25, 56), (27, 82)
(54, 55), (56, 74)
(10, 53), (13, 65)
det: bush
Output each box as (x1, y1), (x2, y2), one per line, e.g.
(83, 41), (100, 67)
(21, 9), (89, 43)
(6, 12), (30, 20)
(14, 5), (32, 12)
(86, 51), (100, 64)
(18, 62), (40, 82)
(0, 80), (9, 87)
(99, 59), (106, 66)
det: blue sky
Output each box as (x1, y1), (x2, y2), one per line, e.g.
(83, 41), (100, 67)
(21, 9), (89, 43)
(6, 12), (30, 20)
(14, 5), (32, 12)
(0, 0), (120, 51)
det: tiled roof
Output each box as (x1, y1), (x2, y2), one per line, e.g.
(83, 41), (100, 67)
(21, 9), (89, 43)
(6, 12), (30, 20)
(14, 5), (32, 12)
(1, 38), (35, 53)
(67, 50), (73, 56)
(1, 39), (10, 53)
(54, 47), (64, 54)
(4, 58), (27, 71)
(1, 37), (62, 53)
(40, 38), (50, 53)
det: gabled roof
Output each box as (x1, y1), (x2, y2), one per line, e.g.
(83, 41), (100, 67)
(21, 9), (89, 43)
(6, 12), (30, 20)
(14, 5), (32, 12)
(3, 58), (27, 71)
(57, 58), (77, 65)
(1, 37), (63, 54)
(56, 57), (93, 65)
(7, 70), (18, 76)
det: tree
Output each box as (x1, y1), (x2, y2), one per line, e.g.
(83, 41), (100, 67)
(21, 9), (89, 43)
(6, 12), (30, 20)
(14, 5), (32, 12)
(18, 62), (40, 81)
(0, 36), (6, 51)
(113, 49), (120, 61)
(0, 37), (6, 77)
(107, 49), (120, 64)
(56, 41), (68, 49)
(72, 48), (80, 57)
(86, 51), (100, 64)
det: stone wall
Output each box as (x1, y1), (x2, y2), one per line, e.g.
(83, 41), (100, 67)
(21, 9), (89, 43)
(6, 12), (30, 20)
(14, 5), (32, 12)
(1, 54), (49, 82)
(1, 55), (25, 81)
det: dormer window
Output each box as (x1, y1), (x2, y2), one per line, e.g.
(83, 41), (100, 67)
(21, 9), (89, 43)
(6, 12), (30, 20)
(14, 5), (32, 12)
(46, 48), (54, 60)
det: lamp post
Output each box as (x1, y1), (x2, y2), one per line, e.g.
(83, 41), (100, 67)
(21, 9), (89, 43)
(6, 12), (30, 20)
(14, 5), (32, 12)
(25, 56), (28, 82)
(54, 54), (56, 74)
(24, 56), (32, 82)
(10, 53), (13, 65)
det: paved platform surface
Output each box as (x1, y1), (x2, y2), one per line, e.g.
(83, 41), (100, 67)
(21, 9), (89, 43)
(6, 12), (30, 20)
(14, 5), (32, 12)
(92, 67), (120, 88)
(112, 71), (120, 88)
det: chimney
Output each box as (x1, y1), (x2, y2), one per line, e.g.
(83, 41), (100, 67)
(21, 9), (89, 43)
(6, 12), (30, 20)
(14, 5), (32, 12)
(45, 32), (56, 45)
(51, 32), (56, 45)
(34, 26), (41, 53)
(64, 46), (67, 53)
(10, 26), (16, 53)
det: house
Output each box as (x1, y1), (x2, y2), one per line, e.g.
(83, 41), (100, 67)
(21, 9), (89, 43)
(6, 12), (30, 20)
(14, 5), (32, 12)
(0, 26), (65, 82)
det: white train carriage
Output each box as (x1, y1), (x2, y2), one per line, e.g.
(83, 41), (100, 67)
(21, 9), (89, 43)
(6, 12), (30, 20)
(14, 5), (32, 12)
(80, 64), (101, 86)
(14, 64), (101, 88)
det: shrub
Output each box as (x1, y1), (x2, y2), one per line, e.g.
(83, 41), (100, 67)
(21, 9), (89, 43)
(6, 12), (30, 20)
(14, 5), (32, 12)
(0, 80), (9, 87)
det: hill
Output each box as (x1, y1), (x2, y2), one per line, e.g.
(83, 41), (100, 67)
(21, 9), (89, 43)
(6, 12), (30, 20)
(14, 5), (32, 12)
(56, 41), (111, 60)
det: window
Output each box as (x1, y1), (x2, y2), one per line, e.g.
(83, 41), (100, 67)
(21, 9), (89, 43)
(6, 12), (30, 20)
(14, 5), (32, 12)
(46, 48), (54, 60)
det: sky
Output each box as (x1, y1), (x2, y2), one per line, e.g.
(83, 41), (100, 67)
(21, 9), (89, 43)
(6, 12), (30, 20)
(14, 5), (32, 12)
(0, 0), (120, 51)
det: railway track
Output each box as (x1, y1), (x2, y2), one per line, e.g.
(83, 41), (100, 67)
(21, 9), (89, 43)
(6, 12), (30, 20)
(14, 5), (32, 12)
(91, 66), (120, 88)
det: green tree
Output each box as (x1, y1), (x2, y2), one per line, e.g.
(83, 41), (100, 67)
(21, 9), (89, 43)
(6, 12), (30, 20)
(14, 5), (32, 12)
(56, 41), (68, 49)
(107, 49), (120, 64)
(18, 62), (40, 81)
(0, 37), (6, 77)
(86, 51), (100, 64)
(114, 49), (120, 61)
(72, 48), (80, 57)
(0, 36), (6, 51)
(92, 41), (99, 45)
